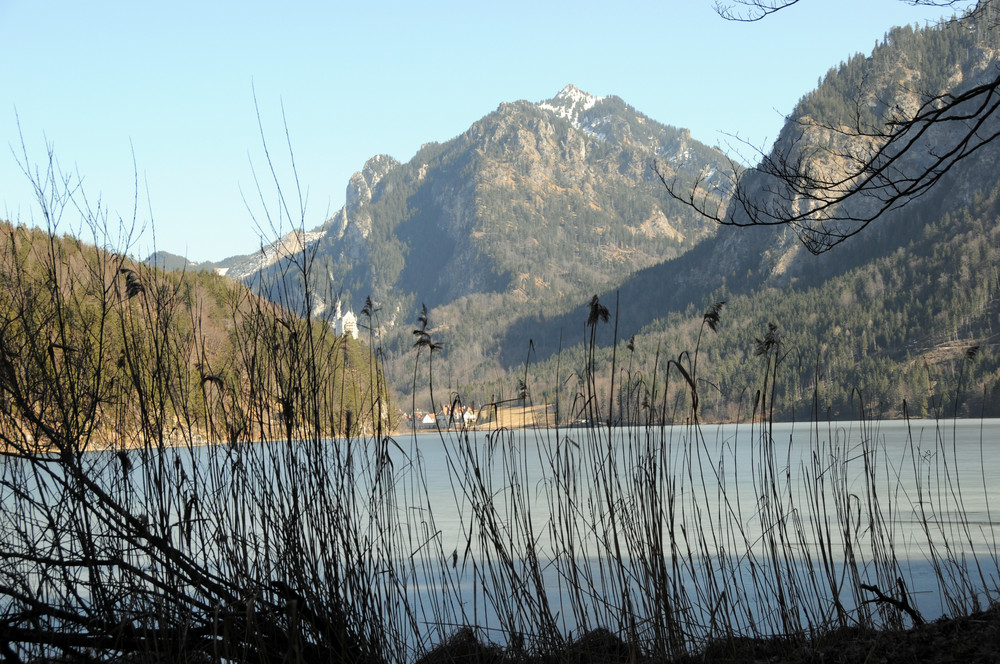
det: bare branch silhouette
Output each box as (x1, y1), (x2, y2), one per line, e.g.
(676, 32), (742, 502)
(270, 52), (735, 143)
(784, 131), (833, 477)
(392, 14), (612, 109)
(662, 0), (1000, 254)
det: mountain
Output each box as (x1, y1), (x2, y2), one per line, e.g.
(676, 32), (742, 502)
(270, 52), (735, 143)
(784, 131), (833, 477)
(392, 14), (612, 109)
(207, 84), (733, 392)
(234, 85), (730, 312)
(492, 11), (1000, 420)
(201, 12), (1000, 421)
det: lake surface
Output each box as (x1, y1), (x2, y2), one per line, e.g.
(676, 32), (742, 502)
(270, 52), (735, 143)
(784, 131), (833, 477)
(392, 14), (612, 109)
(408, 419), (1000, 553)
(5, 417), (999, 650)
(382, 418), (1000, 641)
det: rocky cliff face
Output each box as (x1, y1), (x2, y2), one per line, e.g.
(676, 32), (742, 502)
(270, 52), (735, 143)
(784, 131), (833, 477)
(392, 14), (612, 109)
(716, 18), (1000, 284)
(324, 154), (400, 243)
(224, 85), (732, 332)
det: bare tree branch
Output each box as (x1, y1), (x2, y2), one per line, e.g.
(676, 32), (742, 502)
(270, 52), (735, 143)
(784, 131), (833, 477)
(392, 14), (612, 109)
(667, 0), (1000, 253)
(713, 0), (801, 22)
(716, 0), (981, 22)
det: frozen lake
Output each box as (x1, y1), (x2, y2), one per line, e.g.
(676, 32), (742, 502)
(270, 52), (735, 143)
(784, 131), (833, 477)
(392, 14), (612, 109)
(5, 417), (999, 650)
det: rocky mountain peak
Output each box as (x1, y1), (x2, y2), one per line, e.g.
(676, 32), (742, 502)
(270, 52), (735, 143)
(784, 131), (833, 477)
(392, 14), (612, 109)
(218, 84), (730, 339)
(345, 154), (399, 211)
(537, 84), (607, 129)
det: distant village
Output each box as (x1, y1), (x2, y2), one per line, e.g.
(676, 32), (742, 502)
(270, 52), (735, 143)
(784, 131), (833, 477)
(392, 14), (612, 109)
(405, 404), (480, 430)
(404, 402), (554, 431)
(331, 301), (481, 430)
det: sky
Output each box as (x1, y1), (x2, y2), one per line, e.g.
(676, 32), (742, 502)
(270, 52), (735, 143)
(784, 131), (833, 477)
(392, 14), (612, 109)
(1, 1), (959, 262)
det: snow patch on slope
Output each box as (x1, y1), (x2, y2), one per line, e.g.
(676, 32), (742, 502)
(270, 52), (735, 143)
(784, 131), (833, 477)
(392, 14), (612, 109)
(538, 84), (606, 129)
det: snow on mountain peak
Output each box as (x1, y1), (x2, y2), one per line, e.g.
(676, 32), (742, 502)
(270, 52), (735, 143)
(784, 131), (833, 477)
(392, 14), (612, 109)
(555, 84), (601, 108)
(538, 84), (606, 128)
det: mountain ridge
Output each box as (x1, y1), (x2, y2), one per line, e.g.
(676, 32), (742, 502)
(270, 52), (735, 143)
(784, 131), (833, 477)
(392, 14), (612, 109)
(487, 13), (1000, 420)
(198, 84), (733, 369)
(212, 84), (726, 298)
(165, 16), (1000, 420)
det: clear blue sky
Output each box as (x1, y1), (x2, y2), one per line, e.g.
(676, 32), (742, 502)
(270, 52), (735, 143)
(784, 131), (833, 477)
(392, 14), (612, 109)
(1, 1), (957, 262)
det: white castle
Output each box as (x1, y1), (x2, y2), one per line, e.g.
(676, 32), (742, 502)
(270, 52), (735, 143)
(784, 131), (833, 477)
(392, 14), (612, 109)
(333, 301), (358, 339)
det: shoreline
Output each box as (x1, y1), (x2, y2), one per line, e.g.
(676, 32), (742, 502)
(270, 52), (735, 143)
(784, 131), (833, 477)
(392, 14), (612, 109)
(417, 603), (1000, 663)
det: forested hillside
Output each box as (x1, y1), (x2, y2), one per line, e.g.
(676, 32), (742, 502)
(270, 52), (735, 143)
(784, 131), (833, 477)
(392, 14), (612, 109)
(0, 221), (394, 447)
(195, 11), (1000, 422)
(485, 173), (1000, 423)
(444, 11), (1000, 422)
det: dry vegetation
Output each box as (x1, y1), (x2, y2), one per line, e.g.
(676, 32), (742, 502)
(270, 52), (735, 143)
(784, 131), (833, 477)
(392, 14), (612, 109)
(0, 221), (393, 451)
(2, 149), (999, 664)
(2, 217), (999, 662)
